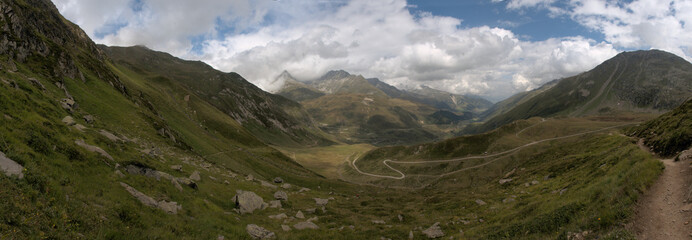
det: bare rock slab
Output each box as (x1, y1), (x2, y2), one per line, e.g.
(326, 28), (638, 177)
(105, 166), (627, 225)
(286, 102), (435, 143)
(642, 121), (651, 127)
(0, 151), (23, 179)
(246, 224), (275, 239)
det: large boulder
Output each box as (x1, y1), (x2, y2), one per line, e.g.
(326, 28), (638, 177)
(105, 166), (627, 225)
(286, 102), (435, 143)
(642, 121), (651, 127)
(246, 224), (275, 239)
(233, 190), (267, 214)
(422, 222), (444, 238)
(0, 151), (23, 179)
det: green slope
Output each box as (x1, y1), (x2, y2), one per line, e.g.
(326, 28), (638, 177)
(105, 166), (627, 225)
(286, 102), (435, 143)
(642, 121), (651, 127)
(470, 50), (692, 134)
(630, 98), (692, 157)
(101, 46), (334, 148)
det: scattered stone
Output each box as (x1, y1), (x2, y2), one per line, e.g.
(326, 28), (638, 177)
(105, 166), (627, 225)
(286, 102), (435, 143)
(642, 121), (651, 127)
(314, 198), (329, 206)
(293, 221), (319, 230)
(3, 114), (11, 120)
(567, 231), (590, 240)
(296, 211), (305, 219)
(190, 171), (201, 181)
(217, 235), (224, 240)
(99, 130), (122, 142)
(304, 208), (316, 213)
(544, 174), (552, 180)
(298, 187), (310, 193)
(475, 199), (487, 206)
(531, 180), (540, 185)
(119, 182), (181, 214)
(281, 225), (291, 232)
(114, 170), (125, 178)
(274, 191), (288, 200)
(62, 116), (76, 126)
(28, 78), (45, 90)
(61, 98), (75, 111)
(83, 115), (95, 124)
(75, 139), (113, 160)
(398, 214), (404, 222)
(176, 177), (198, 189)
(273, 177), (283, 183)
(73, 124), (87, 132)
(269, 200), (282, 209)
(422, 222), (444, 239)
(281, 183), (292, 189)
(503, 168), (516, 178)
(261, 181), (278, 189)
(409, 230), (414, 239)
(0, 151), (24, 179)
(233, 190), (268, 214)
(372, 220), (386, 224)
(171, 178), (183, 192)
(502, 198), (515, 204)
(246, 174), (254, 181)
(499, 178), (513, 184)
(559, 188), (568, 195)
(246, 224), (275, 239)
(269, 213), (287, 220)
(170, 165), (182, 171)
(307, 216), (318, 222)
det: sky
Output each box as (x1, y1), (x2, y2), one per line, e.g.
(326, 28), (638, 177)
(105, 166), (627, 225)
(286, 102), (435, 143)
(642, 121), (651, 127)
(52, 0), (692, 102)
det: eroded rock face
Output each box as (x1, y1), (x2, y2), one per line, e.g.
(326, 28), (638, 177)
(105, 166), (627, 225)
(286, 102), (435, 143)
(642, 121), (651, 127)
(0, 151), (23, 179)
(233, 190), (267, 214)
(246, 224), (275, 239)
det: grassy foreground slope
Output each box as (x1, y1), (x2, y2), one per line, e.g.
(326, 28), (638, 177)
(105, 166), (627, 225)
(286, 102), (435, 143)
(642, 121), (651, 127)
(630, 98), (692, 157)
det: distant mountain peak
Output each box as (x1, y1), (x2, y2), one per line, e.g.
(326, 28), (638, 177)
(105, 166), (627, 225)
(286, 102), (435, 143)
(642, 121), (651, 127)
(319, 70), (352, 81)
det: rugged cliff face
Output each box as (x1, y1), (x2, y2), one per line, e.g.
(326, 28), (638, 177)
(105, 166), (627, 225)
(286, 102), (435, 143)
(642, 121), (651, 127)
(0, 0), (126, 93)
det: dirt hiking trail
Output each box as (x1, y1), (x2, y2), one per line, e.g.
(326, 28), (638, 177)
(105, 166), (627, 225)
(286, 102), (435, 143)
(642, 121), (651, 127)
(630, 140), (692, 239)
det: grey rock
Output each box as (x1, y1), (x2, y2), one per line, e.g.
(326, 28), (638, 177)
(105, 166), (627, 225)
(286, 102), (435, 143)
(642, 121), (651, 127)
(281, 225), (291, 232)
(409, 230), (414, 239)
(314, 198), (329, 206)
(62, 116), (76, 126)
(295, 210), (305, 219)
(499, 178), (513, 184)
(0, 151), (23, 179)
(298, 187), (310, 192)
(83, 115), (94, 124)
(246, 224), (275, 239)
(119, 182), (181, 214)
(281, 183), (292, 189)
(293, 221), (319, 230)
(398, 214), (404, 222)
(232, 190), (267, 214)
(157, 200), (182, 214)
(73, 124), (87, 132)
(372, 220), (386, 224)
(99, 130), (121, 142)
(246, 174), (254, 181)
(274, 191), (288, 200)
(273, 177), (283, 183)
(28, 78), (45, 90)
(475, 199), (486, 206)
(260, 181), (277, 189)
(269, 213), (287, 220)
(171, 178), (183, 192)
(114, 170), (125, 178)
(503, 168), (516, 178)
(502, 198), (515, 203)
(531, 180), (540, 185)
(75, 139), (113, 160)
(190, 171), (201, 181)
(307, 216), (318, 222)
(422, 222), (444, 239)
(170, 165), (182, 171)
(304, 208), (316, 213)
(269, 200), (282, 209)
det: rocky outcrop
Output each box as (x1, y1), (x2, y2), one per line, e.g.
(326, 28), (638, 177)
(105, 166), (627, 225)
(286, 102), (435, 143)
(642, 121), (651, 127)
(233, 190), (267, 214)
(119, 182), (181, 214)
(246, 224), (275, 239)
(75, 139), (113, 160)
(0, 151), (23, 179)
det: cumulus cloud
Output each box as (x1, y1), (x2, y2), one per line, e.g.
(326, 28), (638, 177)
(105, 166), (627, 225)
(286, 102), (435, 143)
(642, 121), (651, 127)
(50, 0), (687, 101)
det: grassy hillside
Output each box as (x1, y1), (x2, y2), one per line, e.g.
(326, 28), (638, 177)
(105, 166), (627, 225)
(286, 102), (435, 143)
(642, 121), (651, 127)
(630, 98), (692, 157)
(469, 50), (692, 134)
(101, 46), (334, 148)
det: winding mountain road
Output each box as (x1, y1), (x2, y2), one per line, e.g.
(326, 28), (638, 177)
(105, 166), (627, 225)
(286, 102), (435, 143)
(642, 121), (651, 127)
(351, 122), (635, 180)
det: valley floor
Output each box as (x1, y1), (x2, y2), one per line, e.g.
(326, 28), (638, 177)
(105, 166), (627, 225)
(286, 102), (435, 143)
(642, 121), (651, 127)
(630, 143), (692, 239)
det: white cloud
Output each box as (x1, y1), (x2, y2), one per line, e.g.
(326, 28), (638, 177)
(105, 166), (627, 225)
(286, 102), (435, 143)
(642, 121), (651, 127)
(52, 0), (633, 100)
